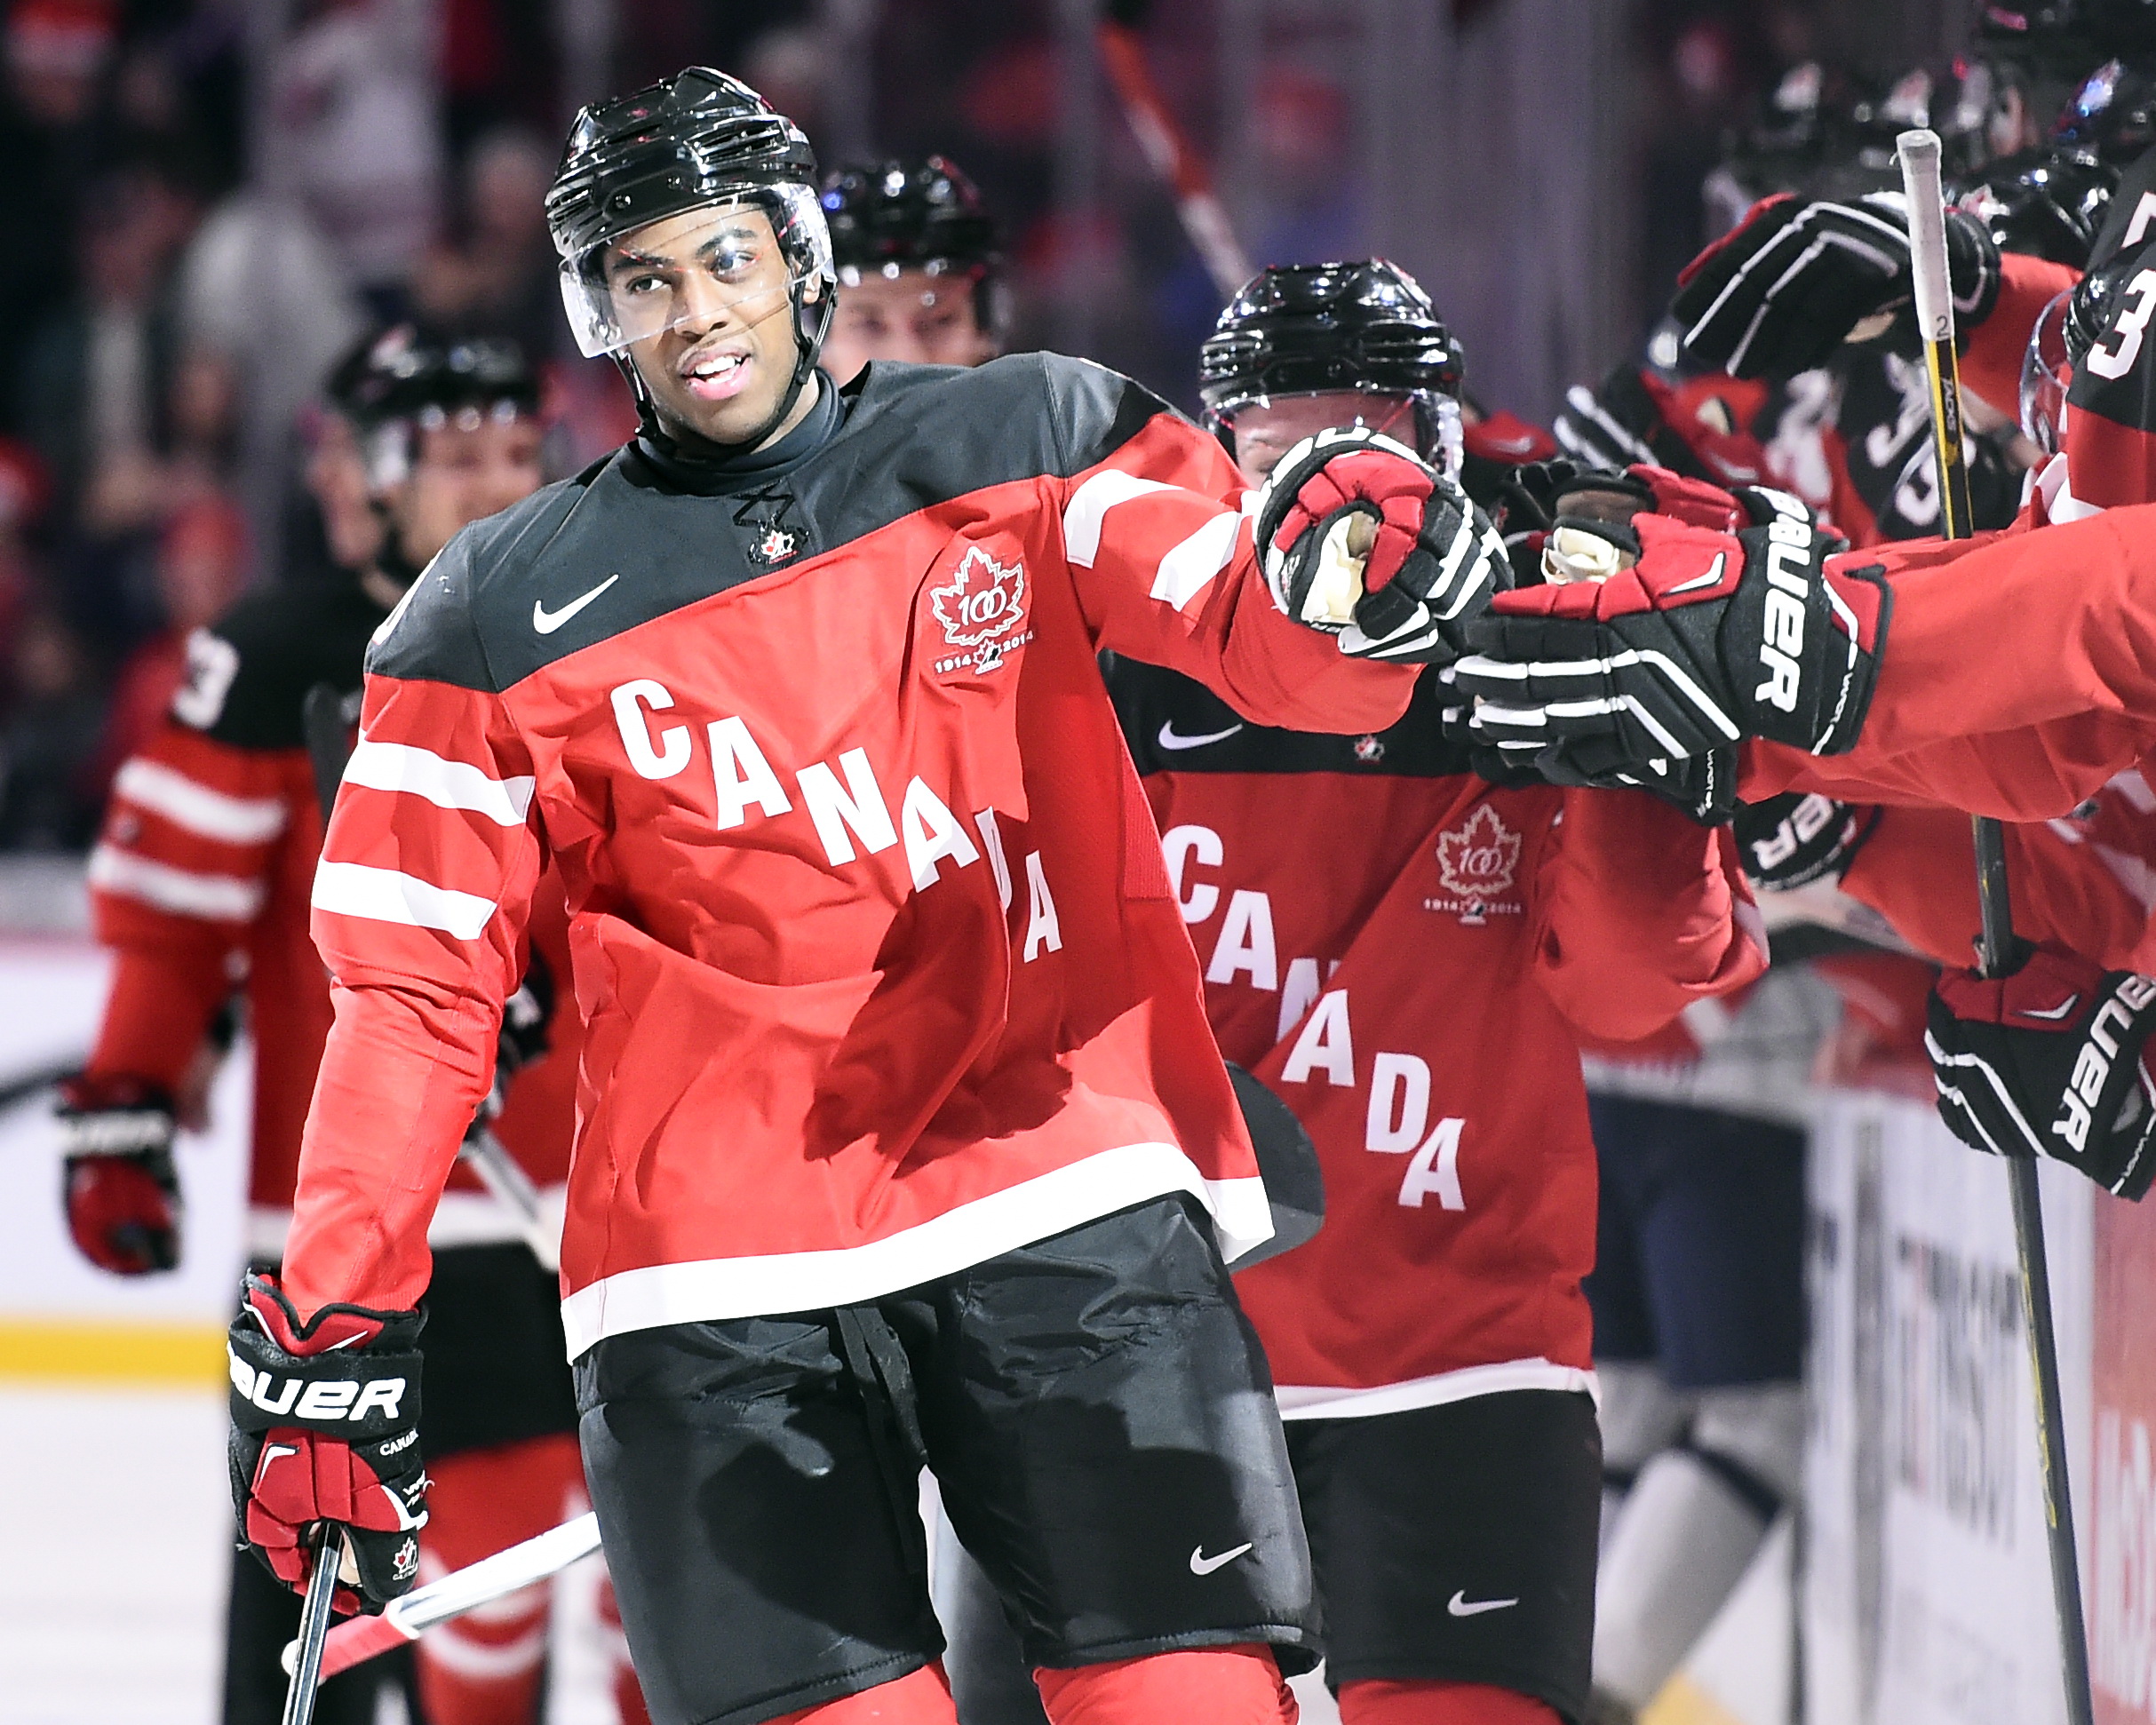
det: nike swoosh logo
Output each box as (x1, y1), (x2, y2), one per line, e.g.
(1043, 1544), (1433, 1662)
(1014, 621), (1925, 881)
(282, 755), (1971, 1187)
(1158, 721), (1245, 752)
(1664, 553), (1729, 597)
(1447, 1591), (1519, 1618)
(532, 574), (621, 634)
(2016, 995), (2081, 1022)
(1189, 1542), (1254, 1576)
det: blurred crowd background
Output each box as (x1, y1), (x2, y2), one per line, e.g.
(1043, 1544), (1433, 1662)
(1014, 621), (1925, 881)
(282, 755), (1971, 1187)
(0, 0), (1969, 858)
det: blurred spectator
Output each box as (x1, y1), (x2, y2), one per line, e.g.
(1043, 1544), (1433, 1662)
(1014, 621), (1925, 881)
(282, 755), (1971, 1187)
(267, 0), (442, 316)
(0, 0), (117, 417)
(92, 493), (246, 782)
(0, 607), (105, 850)
(16, 162), (202, 537)
(0, 438), (52, 687)
(412, 124), (557, 357)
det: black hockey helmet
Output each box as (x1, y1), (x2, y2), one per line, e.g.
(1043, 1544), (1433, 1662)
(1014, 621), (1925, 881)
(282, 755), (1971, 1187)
(823, 157), (998, 282)
(1199, 261), (1463, 469)
(545, 65), (835, 414)
(2053, 57), (2156, 162)
(1956, 145), (2119, 262)
(324, 324), (541, 491)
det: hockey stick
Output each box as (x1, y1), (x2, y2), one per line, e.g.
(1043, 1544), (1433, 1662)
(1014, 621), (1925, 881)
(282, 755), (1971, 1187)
(1898, 127), (2096, 1725)
(1094, 2), (1253, 298)
(300, 681), (561, 1272)
(283, 1510), (601, 1681)
(282, 1522), (347, 1725)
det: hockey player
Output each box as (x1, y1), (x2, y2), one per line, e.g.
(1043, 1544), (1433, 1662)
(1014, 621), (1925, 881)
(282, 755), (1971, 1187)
(817, 156), (999, 383)
(1140, 262), (1764, 1725)
(63, 328), (644, 1725)
(224, 67), (1509, 1725)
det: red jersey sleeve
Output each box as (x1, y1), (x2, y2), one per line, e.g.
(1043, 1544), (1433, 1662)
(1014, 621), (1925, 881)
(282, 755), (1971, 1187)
(1052, 381), (1417, 737)
(1962, 252), (2080, 419)
(84, 719), (303, 1085)
(281, 664), (545, 1320)
(1529, 787), (1768, 1043)
(1840, 778), (2156, 972)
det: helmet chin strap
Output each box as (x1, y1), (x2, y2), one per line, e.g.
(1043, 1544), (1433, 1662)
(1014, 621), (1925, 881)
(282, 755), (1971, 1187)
(629, 284), (837, 460)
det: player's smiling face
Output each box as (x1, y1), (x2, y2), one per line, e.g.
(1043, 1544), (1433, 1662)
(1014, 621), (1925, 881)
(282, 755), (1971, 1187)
(607, 203), (823, 448)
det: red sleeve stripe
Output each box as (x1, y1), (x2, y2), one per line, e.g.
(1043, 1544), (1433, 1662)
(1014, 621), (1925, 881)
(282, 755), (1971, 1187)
(87, 843), (266, 921)
(111, 759), (289, 845)
(1150, 509), (1244, 611)
(1063, 470), (1175, 566)
(311, 860), (498, 940)
(344, 737), (537, 825)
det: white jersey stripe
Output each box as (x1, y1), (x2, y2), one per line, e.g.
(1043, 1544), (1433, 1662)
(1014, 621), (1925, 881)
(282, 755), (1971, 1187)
(311, 861), (497, 940)
(112, 759), (288, 846)
(1273, 1358), (1600, 1421)
(87, 843), (266, 921)
(343, 738), (537, 827)
(1062, 471), (1174, 568)
(559, 1142), (1274, 1357)
(1150, 509), (1240, 611)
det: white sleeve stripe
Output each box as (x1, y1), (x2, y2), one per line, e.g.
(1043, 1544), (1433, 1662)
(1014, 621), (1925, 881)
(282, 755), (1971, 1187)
(87, 844), (266, 921)
(311, 861), (497, 940)
(343, 739), (536, 826)
(1062, 472), (1174, 568)
(112, 759), (289, 845)
(1149, 510), (1240, 610)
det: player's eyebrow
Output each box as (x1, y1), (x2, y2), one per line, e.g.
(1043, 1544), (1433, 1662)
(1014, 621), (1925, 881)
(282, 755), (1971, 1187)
(607, 222), (762, 277)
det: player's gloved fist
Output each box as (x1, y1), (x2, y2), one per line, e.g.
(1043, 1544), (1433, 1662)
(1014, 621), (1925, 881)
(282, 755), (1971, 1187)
(1926, 946), (2156, 1200)
(1733, 792), (1881, 889)
(55, 1074), (180, 1275)
(227, 1274), (428, 1615)
(1452, 466), (1890, 779)
(1255, 426), (1509, 664)
(1672, 190), (2001, 378)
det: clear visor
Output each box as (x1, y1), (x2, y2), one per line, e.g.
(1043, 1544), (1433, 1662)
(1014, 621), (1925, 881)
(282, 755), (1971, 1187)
(1213, 389), (1461, 486)
(2021, 289), (2073, 458)
(559, 185), (832, 359)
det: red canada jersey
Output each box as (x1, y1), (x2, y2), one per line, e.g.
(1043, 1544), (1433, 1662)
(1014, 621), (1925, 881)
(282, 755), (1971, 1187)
(1112, 662), (1766, 1415)
(82, 577), (577, 1252)
(280, 356), (1417, 1350)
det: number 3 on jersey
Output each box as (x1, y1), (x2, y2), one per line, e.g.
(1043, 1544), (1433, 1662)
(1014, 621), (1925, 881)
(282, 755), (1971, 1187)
(1366, 1052), (1466, 1212)
(2088, 266), (2156, 382)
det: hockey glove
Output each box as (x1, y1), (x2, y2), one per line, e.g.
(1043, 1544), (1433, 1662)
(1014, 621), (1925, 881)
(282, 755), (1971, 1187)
(1551, 362), (1770, 489)
(228, 1274), (428, 1615)
(1672, 191), (2001, 378)
(480, 948), (555, 1122)
(1452, 466), (1890, 777)
(1733, 792), (1881, 889)
(1255, 426), (1509, 664)
(1926, 946), (2156, 1199)
(56, 1074), (180, 1275)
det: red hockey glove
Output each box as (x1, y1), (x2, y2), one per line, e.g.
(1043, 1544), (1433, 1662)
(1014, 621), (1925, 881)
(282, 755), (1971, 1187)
(55, 1074), (180, 1275)
(1254, 426), (1509, 664)
(1671, 190), (2001, 378)
(1733, 792), (1881, 889)
(227, 1275), (428, 1615)
(1927, 946), (2156, 1199)
(1450, 466), (1889, 781)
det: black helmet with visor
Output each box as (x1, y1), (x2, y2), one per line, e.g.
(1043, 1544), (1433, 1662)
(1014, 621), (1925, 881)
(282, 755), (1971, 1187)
(1199, 260), (1465, 477)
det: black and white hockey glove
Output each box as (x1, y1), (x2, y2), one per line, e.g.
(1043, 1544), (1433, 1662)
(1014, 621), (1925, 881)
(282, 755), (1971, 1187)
(1452, 465), (1891, 780)
(1733, 792), (1881, 889)
(1255, 427), (1509, 665)
(55, 1074), (180, 1276)
(1672, 191), (2001, 378)
(1927, 946), (2156, 1200)
(479, 948), (555, 1123)
(228, 1275), (428, 1614)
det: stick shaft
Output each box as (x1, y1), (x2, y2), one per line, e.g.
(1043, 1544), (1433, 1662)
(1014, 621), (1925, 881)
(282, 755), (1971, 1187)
(282, 1523), (346, 1725)
(1899, 125), (2095, 1725)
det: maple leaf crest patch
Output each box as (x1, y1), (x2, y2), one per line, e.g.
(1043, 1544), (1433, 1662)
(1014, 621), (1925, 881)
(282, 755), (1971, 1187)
(1435, 804), (1522, 907)
(929, 545), (1030, 674)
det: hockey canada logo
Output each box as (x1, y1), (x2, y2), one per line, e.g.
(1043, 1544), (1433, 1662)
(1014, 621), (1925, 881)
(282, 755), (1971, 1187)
(930, 545), (1030, 675)
(1430, 805), (1523, 924)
